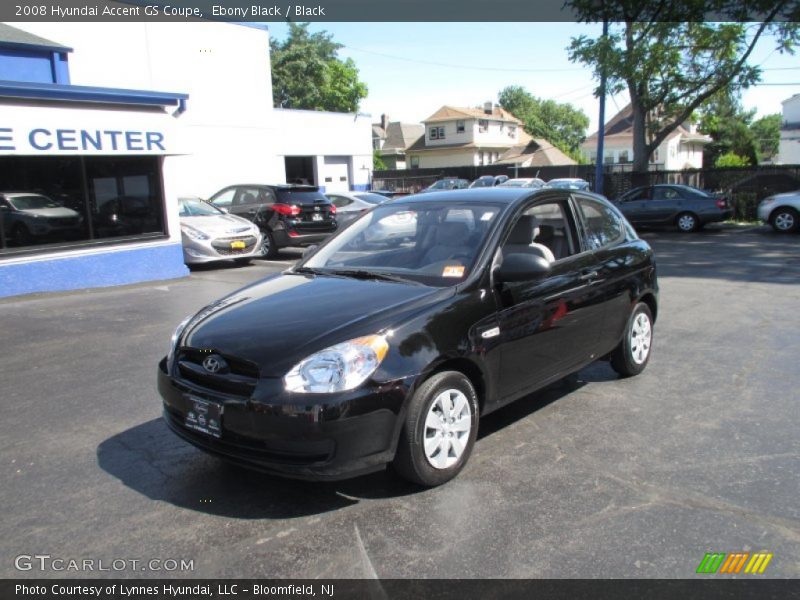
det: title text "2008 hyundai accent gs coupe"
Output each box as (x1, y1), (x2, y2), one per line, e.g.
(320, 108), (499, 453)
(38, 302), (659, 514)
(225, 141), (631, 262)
(158, 188), (658, 486)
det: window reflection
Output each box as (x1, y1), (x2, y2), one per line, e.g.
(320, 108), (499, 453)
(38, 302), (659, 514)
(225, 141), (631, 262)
(0, 156), (165, 253)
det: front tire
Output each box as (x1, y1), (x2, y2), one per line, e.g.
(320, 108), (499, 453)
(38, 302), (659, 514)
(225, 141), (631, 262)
(771, 207), (799, 233)
(676, 212), (699, 233)
(610, 302), (654, 377)
(392, 371), (479, 487)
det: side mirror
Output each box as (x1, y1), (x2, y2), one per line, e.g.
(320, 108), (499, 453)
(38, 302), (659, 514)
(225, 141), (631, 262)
(494, 252), (551, 283)
(302, 245), (318, 257)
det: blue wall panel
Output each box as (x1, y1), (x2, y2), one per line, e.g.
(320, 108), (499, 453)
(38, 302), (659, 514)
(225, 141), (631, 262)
(0, 243), (190, 298)
(0, 48), (55, 83)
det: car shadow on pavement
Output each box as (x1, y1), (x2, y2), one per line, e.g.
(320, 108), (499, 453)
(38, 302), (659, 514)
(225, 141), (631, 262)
(97, 362), (618, 520)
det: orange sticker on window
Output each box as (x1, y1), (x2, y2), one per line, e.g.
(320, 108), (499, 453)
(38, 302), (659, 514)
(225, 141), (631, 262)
(442, 265), (465, 278)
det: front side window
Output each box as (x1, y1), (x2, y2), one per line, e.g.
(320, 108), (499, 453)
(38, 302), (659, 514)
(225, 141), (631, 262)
(576, 197), (625, 250)
(301, 201), (505, 287)
(505, 201), (577, 262)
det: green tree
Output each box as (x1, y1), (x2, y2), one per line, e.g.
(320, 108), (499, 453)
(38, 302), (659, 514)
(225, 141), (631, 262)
(567, 1), (799, 171)
(498, 85), (589, 158)
(270, 23), (368, 113)
(698, 91), (758, 167)
(750, 113), (782, 162)
(373, 149), (387, 170)
(715, 152), (751, 168)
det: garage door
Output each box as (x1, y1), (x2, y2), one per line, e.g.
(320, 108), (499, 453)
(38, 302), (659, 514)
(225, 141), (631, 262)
(322, 156), (350, 193)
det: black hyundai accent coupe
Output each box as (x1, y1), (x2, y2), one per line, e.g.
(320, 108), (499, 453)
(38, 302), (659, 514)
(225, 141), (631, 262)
(158, 188), (658, 486)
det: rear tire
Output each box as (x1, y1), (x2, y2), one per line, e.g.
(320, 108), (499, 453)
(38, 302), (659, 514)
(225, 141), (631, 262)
(260, 230), (278, 259)
(770, 207), (799, 233)
(610, 302), (654, 377)
(676, 212), (699, 233)
(392, 371), (479, 487)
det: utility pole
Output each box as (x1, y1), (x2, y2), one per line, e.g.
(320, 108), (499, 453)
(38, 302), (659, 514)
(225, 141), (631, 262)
(594, 17), (609, 195)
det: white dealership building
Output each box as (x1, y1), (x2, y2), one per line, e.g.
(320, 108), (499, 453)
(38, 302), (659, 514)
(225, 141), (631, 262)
(0, 20), (372, 297)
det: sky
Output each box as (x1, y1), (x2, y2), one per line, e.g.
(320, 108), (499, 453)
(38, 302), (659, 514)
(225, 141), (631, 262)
(267, 22), (800, 133)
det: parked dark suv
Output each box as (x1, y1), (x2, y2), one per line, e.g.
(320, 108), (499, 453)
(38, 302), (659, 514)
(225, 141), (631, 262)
(615, 184), (732, 232)
(208, 184), (337, 258)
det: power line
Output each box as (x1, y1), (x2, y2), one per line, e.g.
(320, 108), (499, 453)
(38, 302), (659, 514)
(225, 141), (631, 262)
(342, 44), (585, 73)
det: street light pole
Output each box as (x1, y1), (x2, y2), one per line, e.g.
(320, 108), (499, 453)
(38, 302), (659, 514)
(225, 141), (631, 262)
(594, 17), (609, 195)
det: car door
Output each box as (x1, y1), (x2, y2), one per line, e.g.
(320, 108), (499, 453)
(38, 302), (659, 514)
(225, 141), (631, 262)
(650, 186), (684, 224)
(572, 194), (635, 349)
(495, 197), (607, 402)
(617, 187), (652, 224)
(328, 194), (359, 227)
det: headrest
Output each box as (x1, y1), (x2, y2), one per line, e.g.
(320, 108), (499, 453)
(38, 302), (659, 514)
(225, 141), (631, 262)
(435, 221), (470, 245)
(507, 215), (539, 245)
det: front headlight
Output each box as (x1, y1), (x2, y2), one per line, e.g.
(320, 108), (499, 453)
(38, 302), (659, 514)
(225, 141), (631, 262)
(166, 315), (193, 372)
(760, 197), (775, 206)
(181, 224), (210, 241)
(284, 334), (389, 394)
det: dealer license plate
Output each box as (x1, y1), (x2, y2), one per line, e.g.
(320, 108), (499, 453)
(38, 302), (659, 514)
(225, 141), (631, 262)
(184, 397), (222, 438)
(312, 213), (323, 221)
(230, 240), (246, 249)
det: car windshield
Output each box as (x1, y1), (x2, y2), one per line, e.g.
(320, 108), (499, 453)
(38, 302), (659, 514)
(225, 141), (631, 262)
(500, 179), (530, 187)
(8, 195), (60, 210)
(179, 198), (223, 217)
(353, 192), (388, 205)
(300, 201), (506, 287)
(548, 180), (588, 189)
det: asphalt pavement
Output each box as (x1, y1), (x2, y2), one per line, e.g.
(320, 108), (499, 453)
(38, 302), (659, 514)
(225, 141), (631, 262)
(1, 225), (799, 578)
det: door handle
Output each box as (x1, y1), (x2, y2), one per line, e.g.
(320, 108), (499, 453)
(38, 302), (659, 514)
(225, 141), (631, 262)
(579, 270), (599, 281)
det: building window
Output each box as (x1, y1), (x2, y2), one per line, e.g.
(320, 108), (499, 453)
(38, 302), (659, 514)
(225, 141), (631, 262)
(429, 126), (445, 140)
(0, 156), (165, 255)
(619, 150), (630, 163)
(456, 120), (465, 133)
(478, 119), (488, 132)
(589, 151), (597, 163)
(499, 122), (505, 131)
(508, 126), (516, 138)
(410, 156), (419, 169)
(478, 151), (485, 166)
(651, 148), (660, 163)
(604, 151), (615, 164)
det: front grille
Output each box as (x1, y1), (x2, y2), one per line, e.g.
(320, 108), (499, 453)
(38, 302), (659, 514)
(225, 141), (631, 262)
(176, 347), (259, 397)
(211, 236), (257, 255)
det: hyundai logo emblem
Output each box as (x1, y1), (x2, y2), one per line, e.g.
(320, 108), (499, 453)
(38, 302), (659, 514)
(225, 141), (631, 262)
(202, 354), (227, 374)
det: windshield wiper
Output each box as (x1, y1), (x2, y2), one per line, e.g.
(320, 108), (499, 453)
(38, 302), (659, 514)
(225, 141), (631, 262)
(292, 266), (327, 275)
(327, 269), (421, 285)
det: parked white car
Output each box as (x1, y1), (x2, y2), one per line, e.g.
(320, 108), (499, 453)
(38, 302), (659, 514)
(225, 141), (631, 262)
(758, 190), (800, 233)
(178, 197), (263, 265)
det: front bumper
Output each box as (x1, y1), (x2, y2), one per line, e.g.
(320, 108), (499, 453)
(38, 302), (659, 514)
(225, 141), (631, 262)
(271, 228), (334, 249)
(182, 231), (263, 264)
(157, 358), (410, 480)
(757, 202), (772, 223)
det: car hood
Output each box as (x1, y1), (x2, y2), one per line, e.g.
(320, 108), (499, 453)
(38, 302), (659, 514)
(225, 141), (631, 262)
(182, 273), (451, 376)
(18, 207), (79, 218)
(181, 214), (256, 236)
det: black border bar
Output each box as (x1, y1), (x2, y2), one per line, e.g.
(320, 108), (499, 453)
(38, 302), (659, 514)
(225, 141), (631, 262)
(3, 579), (800, 600)
(3, 0), (800, 22)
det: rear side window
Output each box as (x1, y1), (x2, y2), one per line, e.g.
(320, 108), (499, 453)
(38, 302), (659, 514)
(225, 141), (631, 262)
(275, 189), (329, 204)
(576, 197), (625, 250)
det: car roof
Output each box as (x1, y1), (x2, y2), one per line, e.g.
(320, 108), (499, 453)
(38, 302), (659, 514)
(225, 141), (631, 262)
(394, 187), (570, 206)
(1, 191), (49, 197)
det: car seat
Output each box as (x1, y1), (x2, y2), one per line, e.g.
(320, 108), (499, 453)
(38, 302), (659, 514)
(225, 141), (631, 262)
(504, 215), (556, 263)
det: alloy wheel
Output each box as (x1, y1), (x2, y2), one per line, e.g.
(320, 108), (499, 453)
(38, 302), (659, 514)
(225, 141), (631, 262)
(630, 312), (652, 365)
(677, 214), (696, 232)
(423, 388), (472, 469)
(774, 211), (795, 231)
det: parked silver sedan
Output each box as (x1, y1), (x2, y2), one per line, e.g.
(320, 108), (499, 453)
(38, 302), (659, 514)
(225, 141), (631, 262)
(325, 191), (389, 228)
(758, 190), (800, 233)
(178, 197), (263, 265)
